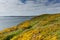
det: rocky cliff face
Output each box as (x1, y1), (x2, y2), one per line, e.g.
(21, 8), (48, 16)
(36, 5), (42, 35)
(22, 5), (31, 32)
(0, 14), (60, 40)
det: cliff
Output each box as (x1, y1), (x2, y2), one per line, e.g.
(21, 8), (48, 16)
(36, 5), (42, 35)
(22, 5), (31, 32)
(0, 14), (60, 40)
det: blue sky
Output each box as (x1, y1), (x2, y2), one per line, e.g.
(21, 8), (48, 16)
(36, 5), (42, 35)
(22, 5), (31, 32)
(0, 0), (60, 16)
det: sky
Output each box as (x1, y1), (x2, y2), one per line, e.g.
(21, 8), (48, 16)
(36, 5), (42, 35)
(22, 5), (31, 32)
(0, 0), (60, 16)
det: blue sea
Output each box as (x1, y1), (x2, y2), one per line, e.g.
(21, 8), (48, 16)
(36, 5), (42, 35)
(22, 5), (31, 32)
(0, 16), (33, 30)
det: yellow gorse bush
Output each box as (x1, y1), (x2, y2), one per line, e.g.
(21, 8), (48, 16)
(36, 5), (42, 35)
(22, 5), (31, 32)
(0, 13), (60, 40)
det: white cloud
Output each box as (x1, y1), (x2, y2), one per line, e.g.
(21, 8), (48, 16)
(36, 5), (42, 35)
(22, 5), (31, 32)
(0, 0), (60, 16)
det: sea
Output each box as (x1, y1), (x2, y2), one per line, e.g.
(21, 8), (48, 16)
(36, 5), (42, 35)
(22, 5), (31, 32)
(0, 16), (33, 30)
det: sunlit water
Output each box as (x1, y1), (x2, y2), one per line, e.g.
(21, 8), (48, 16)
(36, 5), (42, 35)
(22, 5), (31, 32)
(0, 16), (33, 30)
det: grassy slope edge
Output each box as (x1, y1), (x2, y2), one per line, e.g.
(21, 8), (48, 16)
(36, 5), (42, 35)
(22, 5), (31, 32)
(0, 13), (60, 40)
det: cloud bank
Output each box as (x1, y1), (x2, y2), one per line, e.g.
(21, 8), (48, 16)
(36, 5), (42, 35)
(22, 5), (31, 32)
(0, 0), (60, 16)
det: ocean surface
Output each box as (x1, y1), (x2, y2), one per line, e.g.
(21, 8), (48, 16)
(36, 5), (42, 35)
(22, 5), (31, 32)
(0, 16), (33, 30)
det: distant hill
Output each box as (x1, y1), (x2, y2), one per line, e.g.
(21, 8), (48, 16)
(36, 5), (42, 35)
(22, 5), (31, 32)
(0, 13), (60, 40)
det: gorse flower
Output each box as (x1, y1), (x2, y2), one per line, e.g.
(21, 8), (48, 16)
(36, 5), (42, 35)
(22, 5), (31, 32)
(0, 14), (60, 40)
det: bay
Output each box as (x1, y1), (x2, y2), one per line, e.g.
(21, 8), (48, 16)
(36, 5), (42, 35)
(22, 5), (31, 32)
(0, 16), (33, 30)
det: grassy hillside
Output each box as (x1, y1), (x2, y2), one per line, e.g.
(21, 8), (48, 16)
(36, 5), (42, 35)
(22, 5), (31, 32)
(0, 14), (60, 40)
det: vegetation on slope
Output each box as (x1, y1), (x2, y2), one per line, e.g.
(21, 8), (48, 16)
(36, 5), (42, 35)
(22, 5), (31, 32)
(0, 14), (60, 40)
